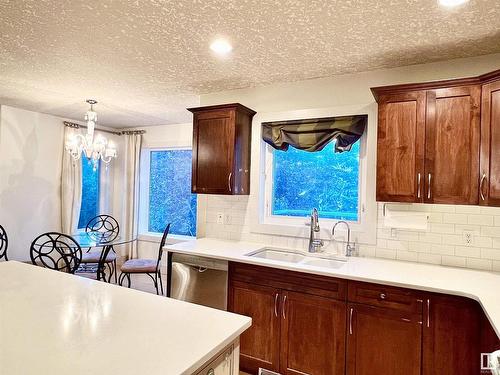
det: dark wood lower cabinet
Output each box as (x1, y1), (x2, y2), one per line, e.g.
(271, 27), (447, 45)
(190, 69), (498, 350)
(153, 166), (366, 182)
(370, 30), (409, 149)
(228, 262), (499, 375)
(422, 294), (481, 375)
(280, 291), (346, 375)
(229, 280), (280, 373)
(346, 303), (422, 375)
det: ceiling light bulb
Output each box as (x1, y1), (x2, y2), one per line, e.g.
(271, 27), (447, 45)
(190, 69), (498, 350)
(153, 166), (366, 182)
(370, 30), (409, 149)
(438, 0), (469, 7)
(210, 39), (232, 55)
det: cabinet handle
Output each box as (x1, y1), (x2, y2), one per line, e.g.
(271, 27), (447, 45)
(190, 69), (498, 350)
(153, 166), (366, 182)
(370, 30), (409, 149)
(480, 173), (487, 201)
(228, 172), (232, 192)
(417, 173), (421, 199)
(379, 293), (386, 300)
(427, 174), (432, 200)
(349, 307), (353, 335)
(282, 295), (287, 319)
(426, 299), (430, 328)
(274, 293), (279, 317)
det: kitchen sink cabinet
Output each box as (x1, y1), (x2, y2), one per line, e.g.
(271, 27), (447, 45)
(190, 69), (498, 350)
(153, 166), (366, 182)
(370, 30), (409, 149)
(228, 263), (347, 375)
(372, 69), (500, 205)
(228, 262), (499, 375)
(188, 103), (256, 195)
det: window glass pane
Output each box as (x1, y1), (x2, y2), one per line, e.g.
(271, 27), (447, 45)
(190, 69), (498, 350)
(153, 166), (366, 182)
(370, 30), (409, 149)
(148, 150), (197, 236)
(272, 141), (359, 221)
(78, 159), (100, 229)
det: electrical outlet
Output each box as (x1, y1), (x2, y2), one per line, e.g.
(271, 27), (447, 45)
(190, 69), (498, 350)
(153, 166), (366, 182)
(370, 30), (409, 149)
(463, 230), (474, 246)
(391, 228), (398, 238)
(216, 212), (224, 225)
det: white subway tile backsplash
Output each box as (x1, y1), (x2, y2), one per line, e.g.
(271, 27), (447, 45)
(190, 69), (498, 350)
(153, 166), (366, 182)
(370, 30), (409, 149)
(468, 214), (494, 226)
(441, 255), (466, 268)
(466, 258), (492, 271)
(455, 246), (481, 258)
(442, 213), (468, 224)
(204, 198), (500, 272)
(480, 248), (500, 261)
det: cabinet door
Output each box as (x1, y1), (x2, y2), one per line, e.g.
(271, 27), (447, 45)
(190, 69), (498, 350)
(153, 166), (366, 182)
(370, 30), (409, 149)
(425, 86), (481, 204)
(192, 109), (235, 194)
(422, 295), (481, 375)
(346, 303), (422, 375)
(376, 91), (426, 202)
(228, 280), (280, 374)
(280, 291), (346, 375)
(480, 80), (500, 206)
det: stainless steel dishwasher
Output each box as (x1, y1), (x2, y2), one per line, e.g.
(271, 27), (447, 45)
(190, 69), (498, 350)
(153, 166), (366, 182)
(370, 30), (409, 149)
(168, 253), (228, 310)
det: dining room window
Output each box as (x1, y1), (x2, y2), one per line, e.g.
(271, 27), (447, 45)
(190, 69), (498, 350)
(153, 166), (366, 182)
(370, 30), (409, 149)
(140, 148), (197, 237)
(78, 159), (100, 229)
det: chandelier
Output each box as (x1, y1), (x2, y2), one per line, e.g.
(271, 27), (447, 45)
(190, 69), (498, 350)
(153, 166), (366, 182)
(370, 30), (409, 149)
(65, 100), (117, 166)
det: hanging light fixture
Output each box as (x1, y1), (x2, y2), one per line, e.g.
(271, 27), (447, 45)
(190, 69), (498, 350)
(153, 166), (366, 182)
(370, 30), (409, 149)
(65, 99), (117, 166)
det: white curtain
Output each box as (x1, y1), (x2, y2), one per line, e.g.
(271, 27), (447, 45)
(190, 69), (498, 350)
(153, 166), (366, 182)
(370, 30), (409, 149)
(122, 133), (142, 259)
(61, 126), (82, 234)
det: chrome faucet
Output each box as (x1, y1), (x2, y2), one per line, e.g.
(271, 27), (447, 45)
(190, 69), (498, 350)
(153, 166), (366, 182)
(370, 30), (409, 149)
(308, 208), (324, 253)
(332, 221), (356, 257)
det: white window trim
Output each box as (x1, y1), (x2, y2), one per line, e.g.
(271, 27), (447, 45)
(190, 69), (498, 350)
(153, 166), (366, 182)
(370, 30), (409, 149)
(138, 146), (200, 239)
(250, 104), (378, 245)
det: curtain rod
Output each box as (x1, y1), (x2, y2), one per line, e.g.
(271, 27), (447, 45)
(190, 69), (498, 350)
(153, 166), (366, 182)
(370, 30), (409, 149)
(63, 121), (146, 136)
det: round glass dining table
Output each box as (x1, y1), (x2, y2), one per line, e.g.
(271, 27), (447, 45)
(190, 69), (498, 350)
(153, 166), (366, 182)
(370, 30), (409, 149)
(70, 233), (137, 282)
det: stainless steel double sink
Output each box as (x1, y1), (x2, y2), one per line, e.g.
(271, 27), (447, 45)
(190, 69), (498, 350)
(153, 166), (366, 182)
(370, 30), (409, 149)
(245, 247), (347, 269)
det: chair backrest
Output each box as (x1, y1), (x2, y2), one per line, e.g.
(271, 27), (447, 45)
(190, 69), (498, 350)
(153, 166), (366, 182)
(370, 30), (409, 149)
(0, 225), (8, 261)
(157, 223), (171, 267)
(30, 232), (82, 274)
(85, 215), (119, 242)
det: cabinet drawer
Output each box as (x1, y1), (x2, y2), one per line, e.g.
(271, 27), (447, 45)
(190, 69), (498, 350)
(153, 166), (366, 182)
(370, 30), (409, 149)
(348, 281), (424, 314)
(229, 262), (346, 301)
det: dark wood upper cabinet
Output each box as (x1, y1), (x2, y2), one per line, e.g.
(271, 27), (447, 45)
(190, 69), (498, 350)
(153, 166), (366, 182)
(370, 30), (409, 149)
(188, 103), (256, 195)
(372, 69), (500, 205)
(480, 78), (500, 206)
(425, 86), (481, 204)
(376, 91), (426, 202)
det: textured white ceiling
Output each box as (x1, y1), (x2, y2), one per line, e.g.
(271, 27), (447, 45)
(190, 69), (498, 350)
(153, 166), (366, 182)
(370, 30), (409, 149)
(1, 0), (499, 127)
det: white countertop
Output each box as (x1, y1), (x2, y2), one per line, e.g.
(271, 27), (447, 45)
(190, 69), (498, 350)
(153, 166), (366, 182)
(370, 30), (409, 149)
(0, 261), (251, 375)
(165, 238), (500, 338)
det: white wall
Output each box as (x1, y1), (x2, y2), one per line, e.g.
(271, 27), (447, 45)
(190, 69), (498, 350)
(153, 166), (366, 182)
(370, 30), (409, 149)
(197, 53), (500, 271)
(0, 106), (64, 260)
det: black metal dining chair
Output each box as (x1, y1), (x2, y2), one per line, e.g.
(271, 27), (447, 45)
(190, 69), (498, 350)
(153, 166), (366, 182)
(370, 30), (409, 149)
(80, 214), (119, 282)
(118, 223), (170, 295)
(0, 225), (8, 261)
(30, 232), (82, 274)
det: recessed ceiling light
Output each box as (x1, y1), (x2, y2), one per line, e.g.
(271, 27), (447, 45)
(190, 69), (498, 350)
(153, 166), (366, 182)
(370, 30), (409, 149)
(438, 0), (469, 7)
(210, 39), (232, 55)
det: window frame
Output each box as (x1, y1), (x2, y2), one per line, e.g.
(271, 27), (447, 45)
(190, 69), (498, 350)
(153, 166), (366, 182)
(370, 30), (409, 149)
(251, 105), (378, 245)
(138, 146), (197, 241)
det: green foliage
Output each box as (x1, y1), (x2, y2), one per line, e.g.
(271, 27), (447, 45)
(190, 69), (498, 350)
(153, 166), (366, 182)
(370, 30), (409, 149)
(78, 159), (100, 229)
(272, 141), (359, 221)
(148, 150), (197, 236)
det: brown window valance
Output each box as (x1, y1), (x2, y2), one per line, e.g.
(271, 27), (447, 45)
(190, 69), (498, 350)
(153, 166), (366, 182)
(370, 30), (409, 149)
(262, 115), (367, 153)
